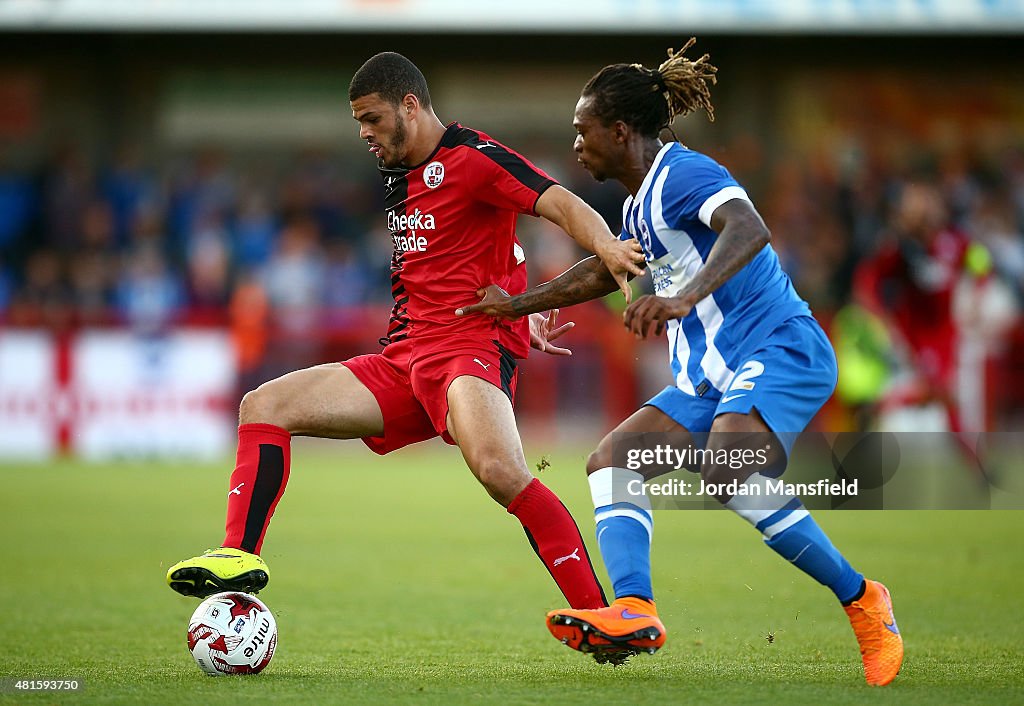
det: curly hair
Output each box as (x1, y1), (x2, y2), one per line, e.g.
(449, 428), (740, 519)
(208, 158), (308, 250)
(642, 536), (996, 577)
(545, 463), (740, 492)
(349, 52), (432, 108)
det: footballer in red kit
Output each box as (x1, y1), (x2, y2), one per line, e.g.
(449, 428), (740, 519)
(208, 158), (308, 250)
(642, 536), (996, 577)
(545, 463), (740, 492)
(855, 183), (984, 430)
(166, 51), (647, 621)
(856, 226), (968, 394)
(376, 124), (552, 353)
(344, 123), (553, 451)
(854, 181), (992, 482)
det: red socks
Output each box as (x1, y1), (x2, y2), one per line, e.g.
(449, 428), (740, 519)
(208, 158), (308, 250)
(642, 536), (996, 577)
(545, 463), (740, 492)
(507, 478), (607, 609)
(222, 423), (291, 554)
(220, 426), (605, 611)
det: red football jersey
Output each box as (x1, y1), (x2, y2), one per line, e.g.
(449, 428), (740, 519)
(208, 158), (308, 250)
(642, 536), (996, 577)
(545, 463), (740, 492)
(854, 228), (970, 380)
(377, 123), (555, 358)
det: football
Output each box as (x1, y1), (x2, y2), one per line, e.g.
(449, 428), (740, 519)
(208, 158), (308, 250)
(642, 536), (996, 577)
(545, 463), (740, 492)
(187, 592), (277, 676)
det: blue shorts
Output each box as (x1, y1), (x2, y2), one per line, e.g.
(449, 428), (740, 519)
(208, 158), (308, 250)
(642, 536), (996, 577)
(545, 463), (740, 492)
(646, 315), (837, 457)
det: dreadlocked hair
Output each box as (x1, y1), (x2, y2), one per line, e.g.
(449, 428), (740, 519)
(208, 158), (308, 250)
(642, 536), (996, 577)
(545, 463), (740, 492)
(581, 37), (718, 139)
(658, 37), (717, 123)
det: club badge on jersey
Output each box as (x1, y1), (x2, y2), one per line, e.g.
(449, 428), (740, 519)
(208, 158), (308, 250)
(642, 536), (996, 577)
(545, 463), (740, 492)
(423, 161), (445, 189)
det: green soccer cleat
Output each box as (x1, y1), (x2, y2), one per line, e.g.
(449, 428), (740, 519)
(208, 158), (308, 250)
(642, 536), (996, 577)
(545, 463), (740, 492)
(166, 547), (269, 598)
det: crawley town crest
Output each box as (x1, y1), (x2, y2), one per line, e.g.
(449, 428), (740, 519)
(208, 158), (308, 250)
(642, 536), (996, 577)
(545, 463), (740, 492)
(423, 161), (445, 189)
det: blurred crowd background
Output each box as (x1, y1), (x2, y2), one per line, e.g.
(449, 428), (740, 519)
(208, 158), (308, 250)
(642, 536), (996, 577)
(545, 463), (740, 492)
(1, 30), (1022, 439)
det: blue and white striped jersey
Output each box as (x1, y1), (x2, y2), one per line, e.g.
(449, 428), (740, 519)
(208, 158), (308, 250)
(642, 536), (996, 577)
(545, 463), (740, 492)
(621, 142), (811, 396)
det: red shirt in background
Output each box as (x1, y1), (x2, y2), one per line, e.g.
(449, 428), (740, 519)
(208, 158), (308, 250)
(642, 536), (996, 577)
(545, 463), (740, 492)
(855, 228), (970, 385)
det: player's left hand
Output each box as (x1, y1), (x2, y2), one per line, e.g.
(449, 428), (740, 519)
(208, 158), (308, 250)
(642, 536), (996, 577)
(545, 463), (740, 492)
(623, 294), (693, 338)
(529, 310), (575, 356)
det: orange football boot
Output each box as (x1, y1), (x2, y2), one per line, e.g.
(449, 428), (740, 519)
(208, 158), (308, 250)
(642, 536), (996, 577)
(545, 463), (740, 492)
(844, 580), (904, 686)
(547, 596), (666, 665)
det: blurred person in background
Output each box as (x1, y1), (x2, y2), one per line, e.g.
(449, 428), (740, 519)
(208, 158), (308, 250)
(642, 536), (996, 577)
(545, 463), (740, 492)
(829, 302), (896, 431)
(186, 213), (233, 319)
(6, 248), (70, 328)
(963, 187), (1024, 426)
(282, 147), (356, 240)
(167, 147), (236, 257)
(40, 144), (93, 254)
(101, 142), (158, 248)
(0, 256), (14, 316)
(0, 143), (36, 263)
(967, 187), (1024, 299)
(70, 200), (117, 325)
(167, 51), (648, 622)
(260, 213), (327, 332)
(0, 145), (36, 320)
(256, 212), (327, 371)
(232, 187), (278, 270)
(854, 181), (996, 479)
(323, 238), (371, 310)
(229, 268), (270, 398)
(68, 249), (113, 326)
(115, 241), (184, 334)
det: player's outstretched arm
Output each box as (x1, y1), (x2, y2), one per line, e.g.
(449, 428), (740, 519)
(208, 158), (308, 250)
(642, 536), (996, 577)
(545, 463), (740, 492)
(624, 198), (771, 338)
(534, 185), (645, 303)
(456, 255), (619, 320)
(456, 257), (619, 357)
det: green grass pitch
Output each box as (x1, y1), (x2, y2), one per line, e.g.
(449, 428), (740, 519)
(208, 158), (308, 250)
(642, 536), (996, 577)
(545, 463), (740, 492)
(2, 441), (1022, 704)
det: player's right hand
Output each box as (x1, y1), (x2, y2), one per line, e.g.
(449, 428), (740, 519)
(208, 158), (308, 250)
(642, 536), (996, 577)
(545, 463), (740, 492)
(595, 237), (646, 304)
(455, 285), (518, 319)
(624, 293), (693, 339)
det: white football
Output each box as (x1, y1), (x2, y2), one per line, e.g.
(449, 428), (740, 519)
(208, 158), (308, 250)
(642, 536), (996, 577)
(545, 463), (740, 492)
(187, 592), (277, 676)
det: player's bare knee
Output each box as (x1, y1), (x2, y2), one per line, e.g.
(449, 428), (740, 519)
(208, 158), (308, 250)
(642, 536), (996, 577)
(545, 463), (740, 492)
(698, 463), (731, 504)
(239, 382), (286, 427)
(473, 457), (530, 506)
(700, 453), (753, 492)
(586, 438), (614, 475)
(237, 388), (260, 424)
(700, 461), (728, 488)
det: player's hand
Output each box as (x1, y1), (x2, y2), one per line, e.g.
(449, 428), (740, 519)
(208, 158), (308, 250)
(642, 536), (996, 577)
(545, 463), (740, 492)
(595, 237), (646, 304)
(455, 285), (518, 320)
(529, 310), (574, 356)
(623, 294), (694, 339)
